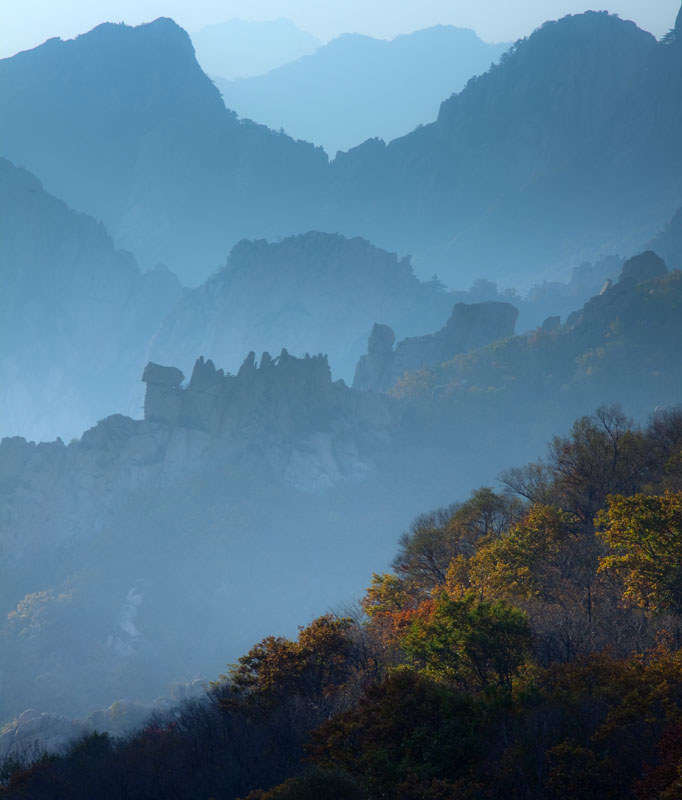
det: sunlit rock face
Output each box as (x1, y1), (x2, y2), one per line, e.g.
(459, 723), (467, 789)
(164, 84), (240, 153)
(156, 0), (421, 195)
(353, 301), (518, 392)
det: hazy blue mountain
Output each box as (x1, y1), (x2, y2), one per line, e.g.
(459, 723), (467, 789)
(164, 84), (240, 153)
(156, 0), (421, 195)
(149, 232), (453, 383)
(328, 11), (682, 287)
(2, 12), (681, 289)
(0, 18), (328, 284)
(382, 252), (682, 421)
(1, 255), (680, 723)
(191, 18), (320, 79)
(0, 158), (181, 442)
(215, 27), (508, 155)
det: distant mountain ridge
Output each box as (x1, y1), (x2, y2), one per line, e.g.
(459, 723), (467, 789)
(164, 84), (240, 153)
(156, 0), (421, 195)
(2, 251), (681, 722)
(0, 158), (180, 442)
(215, 26), (508, 154)
(148, 232), (453, 383)
(329, 11), (682, 285)
(191, 18), (320, 80)
(0, 18), (328, 284)
(2, 12), (681, 287)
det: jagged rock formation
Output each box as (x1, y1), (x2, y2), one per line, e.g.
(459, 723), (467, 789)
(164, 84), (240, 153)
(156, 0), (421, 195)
(354, 301), (518, 392)
(148, 232), (453, 383)
(2, 262), (681, 725)
(0, 158), (181, 442)
(0, 351), (393, 561)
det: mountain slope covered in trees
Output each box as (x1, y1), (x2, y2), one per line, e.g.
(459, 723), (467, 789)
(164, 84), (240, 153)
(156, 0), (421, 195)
(3, 405), (682, 799)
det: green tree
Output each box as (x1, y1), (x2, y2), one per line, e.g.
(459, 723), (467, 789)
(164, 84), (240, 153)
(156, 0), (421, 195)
(597, 492), (682, 614)
(401, 592), (531, 690)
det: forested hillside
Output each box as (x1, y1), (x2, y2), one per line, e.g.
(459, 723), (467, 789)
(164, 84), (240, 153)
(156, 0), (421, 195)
(3, 406), (682, 799)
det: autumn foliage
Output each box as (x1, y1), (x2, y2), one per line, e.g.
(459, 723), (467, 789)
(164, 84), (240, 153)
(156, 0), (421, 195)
(4, 406), (682, 799)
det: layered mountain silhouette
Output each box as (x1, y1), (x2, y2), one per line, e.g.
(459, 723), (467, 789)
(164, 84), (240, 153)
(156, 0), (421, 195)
(2, 12), (681, 287)
(0, 158), (180, 441)
(215, 26), (508, 154)
(330, 11), (682, 285)
(149, 232), (453, 383)
(0, 18), (327, 284)
(1, 253), (680, 721)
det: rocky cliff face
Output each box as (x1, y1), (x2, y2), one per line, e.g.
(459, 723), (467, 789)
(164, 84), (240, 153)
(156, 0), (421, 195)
(354, 301), (518, 392)
(148, 232), (453, 383)
(0, 349), (407, 722)
(0, 158), (181, 442)
(0, 350), (394, 562)
(2, 262), (679, 725)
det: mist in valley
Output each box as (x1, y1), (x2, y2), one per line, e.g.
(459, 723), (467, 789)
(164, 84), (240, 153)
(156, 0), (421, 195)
(1, 2), (682, 797)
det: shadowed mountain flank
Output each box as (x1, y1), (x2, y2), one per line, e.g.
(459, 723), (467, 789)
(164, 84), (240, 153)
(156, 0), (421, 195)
(3, 12), (682, 287)
(0, 18), (328, 284)
(0, 158), (181, 441)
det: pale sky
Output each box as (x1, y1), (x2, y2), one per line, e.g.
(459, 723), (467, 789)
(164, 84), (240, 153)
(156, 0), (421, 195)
(1, 0), (680, 58)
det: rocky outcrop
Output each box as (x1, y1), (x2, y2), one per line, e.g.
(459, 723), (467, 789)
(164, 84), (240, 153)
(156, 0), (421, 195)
(619, 250), (667, 283)
(0, 710), (86, 761)
(148, 232), (453, 384)
(566, 251), (669, 334)
(142, 363), (185, 423)
(351, 324), (396, 396)
(0, 350), (395, 561)
(353, 301), (518, 392)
